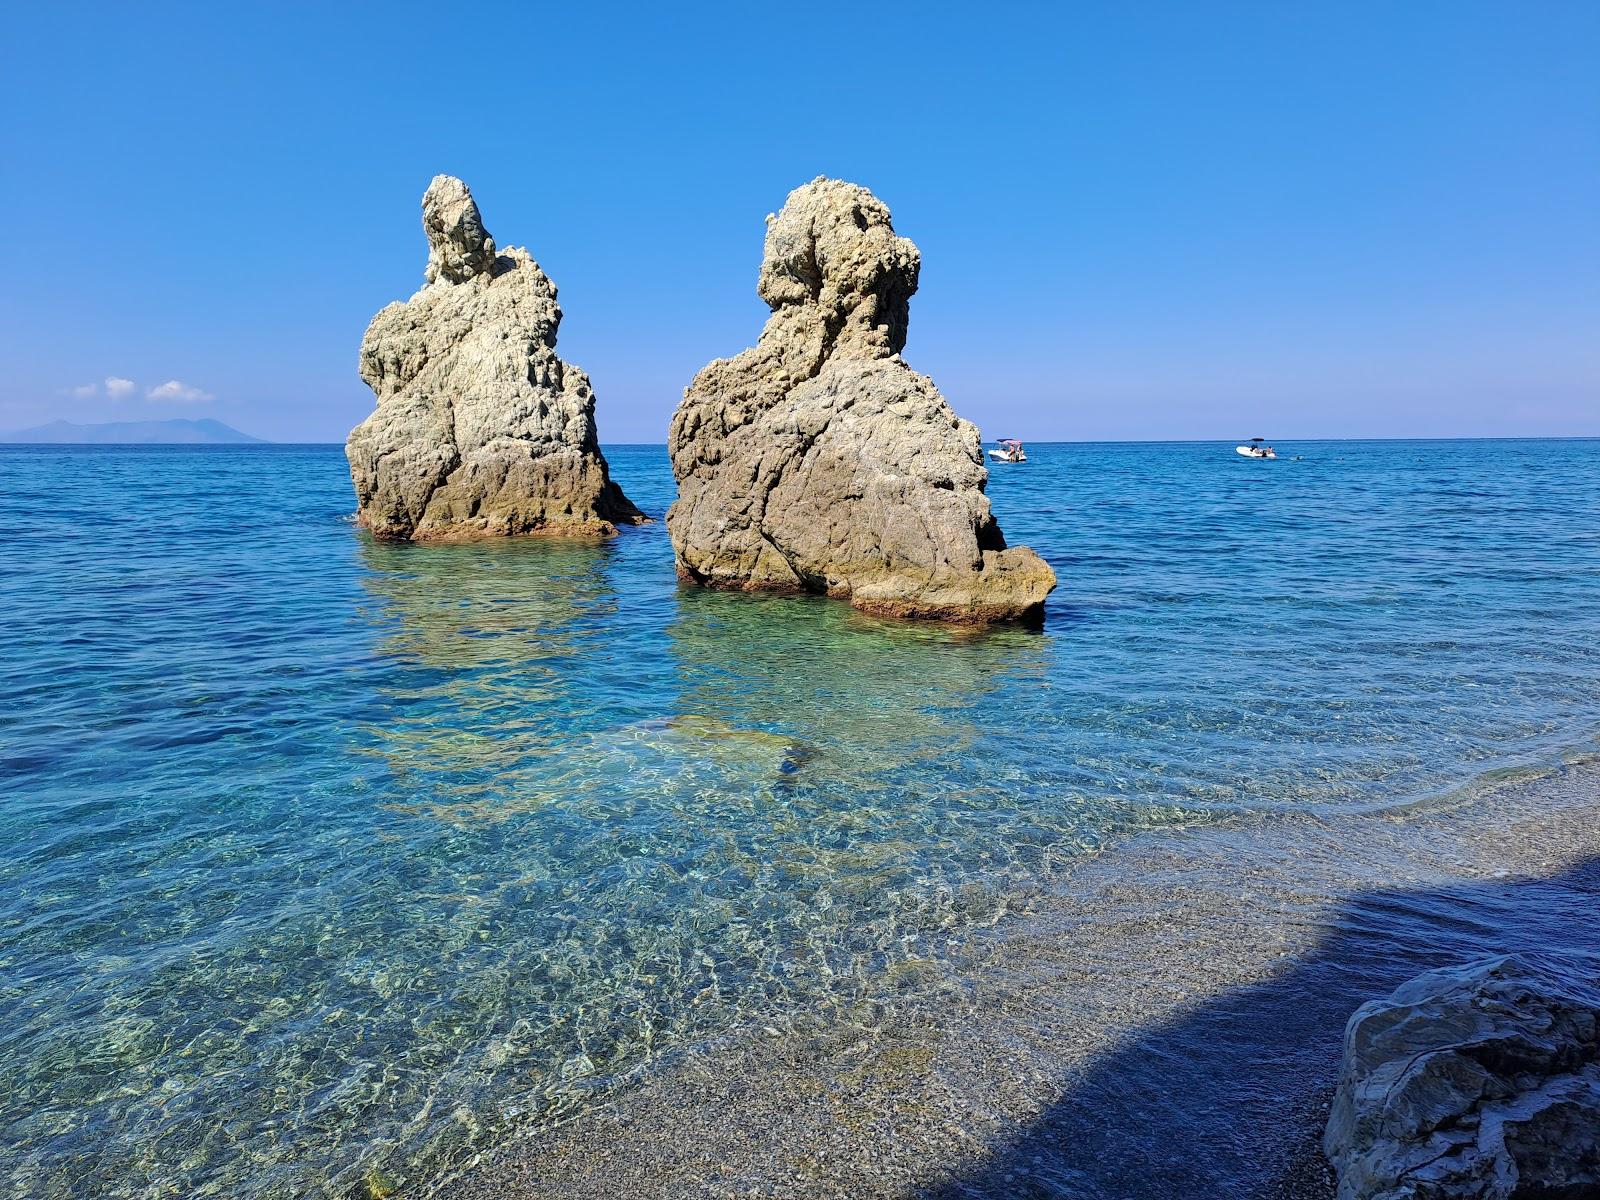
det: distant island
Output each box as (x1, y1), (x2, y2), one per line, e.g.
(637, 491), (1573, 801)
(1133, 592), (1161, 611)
(0, 418), (266, 445)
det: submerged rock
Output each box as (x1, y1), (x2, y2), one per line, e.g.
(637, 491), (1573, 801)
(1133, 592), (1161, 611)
(347, 175), (644, 540)
(1324, 953), (1600, 1200)
(666, 177), (1055, 624)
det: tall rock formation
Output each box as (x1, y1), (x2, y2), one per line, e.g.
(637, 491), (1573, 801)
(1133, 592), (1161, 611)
(667, 177), (1055, 623)
(347, 175), (644, 541)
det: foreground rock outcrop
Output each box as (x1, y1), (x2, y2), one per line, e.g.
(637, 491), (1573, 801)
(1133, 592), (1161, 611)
(348, 175), (644, 540)
(666, 177), (1055, 623)
(1325, 953), (1600, 1199)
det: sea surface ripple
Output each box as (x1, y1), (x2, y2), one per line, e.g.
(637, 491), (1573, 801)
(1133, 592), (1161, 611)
(2, 439), (1598, 1197)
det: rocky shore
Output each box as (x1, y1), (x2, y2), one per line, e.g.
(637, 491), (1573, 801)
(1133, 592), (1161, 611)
(433, 757), (1600, 1200)
(1325, 952), (1600, 1199)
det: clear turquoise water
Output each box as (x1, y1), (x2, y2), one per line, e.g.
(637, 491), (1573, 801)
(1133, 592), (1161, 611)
(3, 439), (1599, 1198)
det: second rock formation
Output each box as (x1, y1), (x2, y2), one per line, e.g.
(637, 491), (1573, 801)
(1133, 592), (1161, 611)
(667, 177), (1055, 623)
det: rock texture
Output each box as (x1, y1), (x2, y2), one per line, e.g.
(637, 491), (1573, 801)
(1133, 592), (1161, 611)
(348, 175), (644, 541)
(1324, 953), (1600, 1200)
(666, 177), (1055, 623)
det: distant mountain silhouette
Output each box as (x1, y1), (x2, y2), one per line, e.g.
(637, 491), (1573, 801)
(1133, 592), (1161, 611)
(0, 418), (266, 444)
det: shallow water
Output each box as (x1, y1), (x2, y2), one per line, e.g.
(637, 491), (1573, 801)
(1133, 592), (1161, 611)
(2, 439), (1598, 1198)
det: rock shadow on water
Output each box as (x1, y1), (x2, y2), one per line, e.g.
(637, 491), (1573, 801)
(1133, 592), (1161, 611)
(921, 850), (1600, 1200)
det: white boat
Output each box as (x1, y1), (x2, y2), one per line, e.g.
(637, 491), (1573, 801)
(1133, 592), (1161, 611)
(1236, 438), (1277, 459)
(990, 438), (1027, 463)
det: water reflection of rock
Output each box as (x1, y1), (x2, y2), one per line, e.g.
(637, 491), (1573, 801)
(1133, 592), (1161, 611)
(356, 536), (617, 810)
(665, 588), (1048, 783)
(322, 545), (1063, 1197)
(647, 589), (1061, 932)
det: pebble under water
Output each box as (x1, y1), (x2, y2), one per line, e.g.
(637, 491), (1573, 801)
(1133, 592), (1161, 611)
(2, 439), (1598, 1198)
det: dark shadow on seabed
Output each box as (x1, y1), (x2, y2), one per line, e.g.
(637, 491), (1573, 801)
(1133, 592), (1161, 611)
(921, 848), (1600, 1200)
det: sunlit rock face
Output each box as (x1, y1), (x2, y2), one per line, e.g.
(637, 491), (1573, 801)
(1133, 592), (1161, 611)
(666, 177), (1055, 623)
(347, 175), (644, 541)
(1324, 953), (1600, 1200)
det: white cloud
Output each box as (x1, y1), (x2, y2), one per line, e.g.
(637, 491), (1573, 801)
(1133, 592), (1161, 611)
(105, 376), (136, 398)
(69, 383), (99, 398)
(146, 379), (213, 403)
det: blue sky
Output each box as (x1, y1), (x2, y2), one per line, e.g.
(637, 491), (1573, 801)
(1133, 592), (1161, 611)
(2, 1), (1596, 443)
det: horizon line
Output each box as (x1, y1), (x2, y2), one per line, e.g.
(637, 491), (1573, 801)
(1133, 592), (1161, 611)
(6, 434), (1600, 448)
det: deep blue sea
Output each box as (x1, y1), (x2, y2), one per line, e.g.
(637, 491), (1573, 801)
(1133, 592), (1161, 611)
(4, 440), (1599, 1198)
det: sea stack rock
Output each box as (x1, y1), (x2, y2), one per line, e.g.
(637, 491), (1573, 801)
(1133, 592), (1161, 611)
(347, 175), (644, 540)
(1324, 954), (1600, 1200)
(667, 177), (1055, 623)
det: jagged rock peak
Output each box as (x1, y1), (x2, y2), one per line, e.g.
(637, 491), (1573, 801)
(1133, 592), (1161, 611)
(422, 175), (498, 285)
(756, 176), (920, 358)
(345, 176), (644, 541)
(666, 177), (1056, 624)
